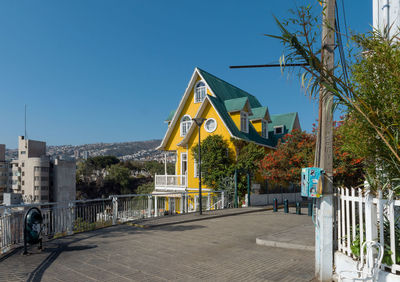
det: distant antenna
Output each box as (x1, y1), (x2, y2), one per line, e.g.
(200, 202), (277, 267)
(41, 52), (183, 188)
(24, 104), (27, 140)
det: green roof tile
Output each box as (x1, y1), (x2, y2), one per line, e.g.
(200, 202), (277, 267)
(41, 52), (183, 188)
(224, 97), (249, 112)
(165, 110), (176, 122)
(197, 68), (262, 108)
(268, 112), (298, 143)
(208, 96), (276, 148)
(249, 107), (269, 121)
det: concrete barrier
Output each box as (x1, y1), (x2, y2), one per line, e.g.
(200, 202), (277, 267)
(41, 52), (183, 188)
(250, 193), (303, 206)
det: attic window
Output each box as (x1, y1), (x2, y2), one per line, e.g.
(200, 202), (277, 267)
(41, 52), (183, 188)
(194, 81), (206, 103)
(274, 125), (283, 135)
(240, 111), (249, 133)
(262, 120), (268, 139)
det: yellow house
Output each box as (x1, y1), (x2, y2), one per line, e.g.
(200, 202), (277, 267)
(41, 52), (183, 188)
(154, 68), (301, 211)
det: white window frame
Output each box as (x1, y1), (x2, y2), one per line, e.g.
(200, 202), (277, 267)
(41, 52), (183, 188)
(262, 119), (268, 139)
(204, 118), (217, 133)
(274, 125), (284, 135)
(240, 111), (249, 133)
(180, 115), (192, 137)
(194, 158), (198, 178)
(181, 152), (187, 176)
(194, 81), (207, 103)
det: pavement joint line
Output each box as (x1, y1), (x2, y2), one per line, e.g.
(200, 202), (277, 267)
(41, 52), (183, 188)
(132, 204), (302, 229)
(256, 237), (315, 251)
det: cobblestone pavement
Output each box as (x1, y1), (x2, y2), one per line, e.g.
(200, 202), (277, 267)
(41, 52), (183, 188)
(0, 210), (315, 282)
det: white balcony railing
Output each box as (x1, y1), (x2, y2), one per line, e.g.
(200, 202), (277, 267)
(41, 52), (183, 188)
(155, 174), (186, 188)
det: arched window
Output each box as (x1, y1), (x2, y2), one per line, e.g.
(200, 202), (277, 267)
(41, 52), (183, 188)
(194, 81), (206, 103)
(180, 115), (192, 137)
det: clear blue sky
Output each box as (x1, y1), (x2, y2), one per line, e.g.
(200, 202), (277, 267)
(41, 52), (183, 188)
(0, 0), (372, 149)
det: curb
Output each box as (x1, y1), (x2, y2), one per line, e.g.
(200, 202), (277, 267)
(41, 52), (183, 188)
(256, 237), (315, 251)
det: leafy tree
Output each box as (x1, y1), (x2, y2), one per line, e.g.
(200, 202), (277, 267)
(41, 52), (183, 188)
(260, 129), (315, 186)
(232, 139), (265, 195)
(105, 164), (131, 189)
(191, 135), (235, 190)
(259, 126), (364, 188)
(87, 156), (120, 170)
(268, 5), (400, 189)
(136, 182), (155, 195)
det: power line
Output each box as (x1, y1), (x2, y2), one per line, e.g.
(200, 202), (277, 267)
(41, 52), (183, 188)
(229, 63), (308, 69)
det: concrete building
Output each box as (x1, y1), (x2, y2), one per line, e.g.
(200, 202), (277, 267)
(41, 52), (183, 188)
(0, 144), (9, 203)
(9, 136), (76, 204)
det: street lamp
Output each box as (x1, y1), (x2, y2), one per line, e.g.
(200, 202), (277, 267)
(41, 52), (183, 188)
(192, 117), (206, 215)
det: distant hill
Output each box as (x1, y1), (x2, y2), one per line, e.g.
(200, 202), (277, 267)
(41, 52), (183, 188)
(5, 139), (173, 162)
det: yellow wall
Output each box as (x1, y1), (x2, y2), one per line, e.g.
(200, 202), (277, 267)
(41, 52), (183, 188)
(229, 112), (241, 130)
(186, 102), (236, 190)
(251, 120), (262, 135)
(162, 77), (272, 191)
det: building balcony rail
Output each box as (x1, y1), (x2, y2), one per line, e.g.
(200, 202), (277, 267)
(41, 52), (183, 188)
(154, 174), (187, 188)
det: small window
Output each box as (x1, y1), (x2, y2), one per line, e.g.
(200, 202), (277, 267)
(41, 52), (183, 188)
(20, 151), (26, 155)
(240, 112), (249, 133)
(180, 115), (192, 137)
(194, 81), (206, 103)
(274, 125), (284, 135)
(204, 118), (217, 133)
(262, 120), (268, 139)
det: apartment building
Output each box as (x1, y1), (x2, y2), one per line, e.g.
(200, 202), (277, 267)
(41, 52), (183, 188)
(9, 136), (76, 204)
(0, 144), (9, 203)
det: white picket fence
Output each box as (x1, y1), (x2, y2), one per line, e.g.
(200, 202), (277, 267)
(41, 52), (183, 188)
(337, 187), (400, 274)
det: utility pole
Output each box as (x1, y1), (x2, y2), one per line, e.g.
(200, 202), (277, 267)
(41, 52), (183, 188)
(315, 0), (335, 281)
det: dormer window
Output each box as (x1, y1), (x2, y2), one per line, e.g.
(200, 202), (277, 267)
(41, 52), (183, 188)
(262, 120), (268, 139)
(180, 115), (192, 137)
(194, 81), (206, 103)
(240, 111), (249, 133)
(274, 125), (284, 135)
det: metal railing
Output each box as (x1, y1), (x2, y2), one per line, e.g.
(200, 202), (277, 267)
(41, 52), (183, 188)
(0, 191), (226, 255)
(154, 174), (186, 188)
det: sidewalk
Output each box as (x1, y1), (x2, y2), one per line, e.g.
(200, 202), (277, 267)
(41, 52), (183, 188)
(132, 206), (272, 228)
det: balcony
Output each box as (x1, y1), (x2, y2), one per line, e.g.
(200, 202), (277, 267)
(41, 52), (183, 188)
(154, 174), (186, 191)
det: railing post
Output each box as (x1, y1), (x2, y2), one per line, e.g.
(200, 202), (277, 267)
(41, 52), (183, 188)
(207, 193), (210, 211)
(221, 191), (225, 209)
(112, 196), (118, 225)
(180, 194), (184, 214)
(365, 189), (377, 267)
(154, 196), (158, 217)
(67, 202), (74, 235)
(194, 196), (197, 212)
(148, 195), (152, 218)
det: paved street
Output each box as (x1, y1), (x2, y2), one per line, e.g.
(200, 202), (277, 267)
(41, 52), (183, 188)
(0, 209), (315, 282)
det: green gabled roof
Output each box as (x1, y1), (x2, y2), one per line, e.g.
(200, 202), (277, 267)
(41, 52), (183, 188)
(268, 112), (298, 143)
(208, 96), (276, 148)
(250, 107), (269, 121)
(165, 110), (176, 122)
(224, 97), (249, 112)
(197, 68), (262, 108)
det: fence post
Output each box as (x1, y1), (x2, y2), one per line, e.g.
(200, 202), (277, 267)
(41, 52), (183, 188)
(194, 195), (197, 212)
(180, 194), (184, 214)
(207, 193), (210, 211)
(221, 191), (225, 209)
(154, 196), (158, 217)
(365, 189), (377, 267)
(148, 195), (153, 218)
(112, 196), (118, 225)
(67, 202), (74, 235)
